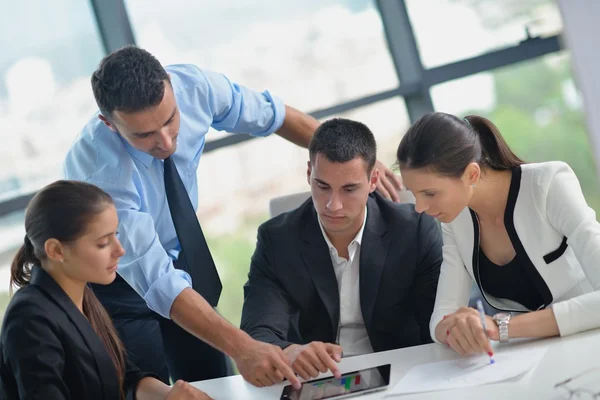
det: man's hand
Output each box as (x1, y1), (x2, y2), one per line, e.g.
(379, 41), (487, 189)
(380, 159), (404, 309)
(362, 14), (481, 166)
(436, 307), (499, 356)
(283, 342), (343, 381)
(166, 380), (212, 399)
(234, 339), (301, 389)
(374, 160), (403, 202)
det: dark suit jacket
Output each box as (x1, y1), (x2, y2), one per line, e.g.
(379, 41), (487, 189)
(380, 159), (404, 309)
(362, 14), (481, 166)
(241, 192), (443, 352)
(0, 266), (156, 400)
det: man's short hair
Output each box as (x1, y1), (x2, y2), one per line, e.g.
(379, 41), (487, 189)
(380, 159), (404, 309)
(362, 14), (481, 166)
(91, 45), (169, 117)
(309, 118), (377, 173)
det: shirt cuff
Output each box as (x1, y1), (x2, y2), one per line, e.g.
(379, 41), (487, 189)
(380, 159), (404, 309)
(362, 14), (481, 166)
(551, 300), (574, 337)
(253, 91), (285, 137)
(143, 269), (192, 318)
(125, 371), (161, 400)
(430, 309), (454, 344)
(430, 315), (442, 344)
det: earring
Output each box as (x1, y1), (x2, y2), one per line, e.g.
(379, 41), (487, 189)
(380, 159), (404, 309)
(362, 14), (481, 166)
(471, 183), (477, 188)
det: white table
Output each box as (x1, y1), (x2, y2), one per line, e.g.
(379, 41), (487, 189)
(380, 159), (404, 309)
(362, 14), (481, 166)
(191, 328), (600, 400)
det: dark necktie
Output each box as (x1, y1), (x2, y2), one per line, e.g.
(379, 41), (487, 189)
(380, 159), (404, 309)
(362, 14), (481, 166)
(163, 156), (222, 306)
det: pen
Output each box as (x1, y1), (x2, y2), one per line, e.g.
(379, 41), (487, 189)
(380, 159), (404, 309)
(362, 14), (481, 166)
(476, 300), (495, 364)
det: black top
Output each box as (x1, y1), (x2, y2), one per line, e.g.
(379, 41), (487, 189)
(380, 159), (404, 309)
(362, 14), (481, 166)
(0, 266), (158, 400)
(478, 248), (545, 311)
(469, 166), (553, 312)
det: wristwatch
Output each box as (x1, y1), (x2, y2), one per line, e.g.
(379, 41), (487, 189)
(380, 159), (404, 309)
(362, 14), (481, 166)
(492, 313), (511, 343)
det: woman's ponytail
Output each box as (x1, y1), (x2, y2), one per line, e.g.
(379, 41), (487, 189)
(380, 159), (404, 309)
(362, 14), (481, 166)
(9, 235), (41, 293)
(465, 115), (524, 170)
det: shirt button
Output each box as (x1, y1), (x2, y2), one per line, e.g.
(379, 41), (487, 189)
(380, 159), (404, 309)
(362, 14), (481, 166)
(343, 302), (350, 308)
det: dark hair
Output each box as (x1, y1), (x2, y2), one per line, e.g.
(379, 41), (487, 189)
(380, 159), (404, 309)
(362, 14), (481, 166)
(396, 112), (523, 177)
(91, 45), (169, 117)
(309, 118), (377, 173)
(10, 181), (126, 399)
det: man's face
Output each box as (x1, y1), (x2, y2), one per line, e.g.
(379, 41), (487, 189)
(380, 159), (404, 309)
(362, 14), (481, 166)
(307, 154), (378, 237)
(99, 80), (181, 160)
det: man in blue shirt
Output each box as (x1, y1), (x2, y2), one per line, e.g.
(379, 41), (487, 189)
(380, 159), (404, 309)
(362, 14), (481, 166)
(64, 46), (402, 388)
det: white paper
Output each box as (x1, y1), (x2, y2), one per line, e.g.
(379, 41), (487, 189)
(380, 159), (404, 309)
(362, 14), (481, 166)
(386, 346), (548, 396)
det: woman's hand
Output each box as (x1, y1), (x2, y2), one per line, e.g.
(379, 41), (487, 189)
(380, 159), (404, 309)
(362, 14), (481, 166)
(165, 380), (212, 400)
(436, 307), (498, 356)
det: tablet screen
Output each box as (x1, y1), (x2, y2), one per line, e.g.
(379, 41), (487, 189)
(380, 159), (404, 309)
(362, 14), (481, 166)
(280, 364), (390, 400)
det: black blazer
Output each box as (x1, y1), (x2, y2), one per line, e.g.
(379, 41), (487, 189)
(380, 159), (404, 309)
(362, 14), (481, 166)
(241, 192), (443, 352)
(0, 267), (156, 400)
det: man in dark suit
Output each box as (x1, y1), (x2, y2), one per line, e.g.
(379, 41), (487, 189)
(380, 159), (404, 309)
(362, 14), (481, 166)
(241, 118), (443, 380)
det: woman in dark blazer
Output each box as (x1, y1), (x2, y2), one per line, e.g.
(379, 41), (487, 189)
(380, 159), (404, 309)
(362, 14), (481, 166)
(0, 180), (210, 400)
(396, 113), (600, 358)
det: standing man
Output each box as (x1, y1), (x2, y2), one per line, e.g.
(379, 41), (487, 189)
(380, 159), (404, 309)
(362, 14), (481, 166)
(64, 45), (401, 387)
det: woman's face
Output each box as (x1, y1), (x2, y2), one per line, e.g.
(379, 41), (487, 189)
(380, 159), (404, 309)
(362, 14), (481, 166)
(59, 204), (125, 285)
(401, 167), (474, 223)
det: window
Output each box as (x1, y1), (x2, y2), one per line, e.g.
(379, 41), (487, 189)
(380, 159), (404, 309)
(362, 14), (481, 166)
(0, 1), (104, 195)
(125, 0), (399, 112)
(405, 0), (563, 68)
(0, 0), (105, 318)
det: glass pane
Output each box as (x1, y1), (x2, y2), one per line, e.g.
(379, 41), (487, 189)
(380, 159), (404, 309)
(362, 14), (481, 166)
(406, 0), (563, 68)
(198, 97), (409, 326)
(0, 2), (104, 195)
(125, 0), (399, 112)
(430, 51), (600, 212)
(0, 1), (105, 319)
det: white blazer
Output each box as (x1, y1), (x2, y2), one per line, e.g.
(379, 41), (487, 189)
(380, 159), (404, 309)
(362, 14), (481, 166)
(430, 161), (600, 342)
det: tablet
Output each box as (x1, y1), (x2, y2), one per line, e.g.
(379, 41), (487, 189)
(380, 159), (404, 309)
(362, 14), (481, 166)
(280, 364), (391, 400)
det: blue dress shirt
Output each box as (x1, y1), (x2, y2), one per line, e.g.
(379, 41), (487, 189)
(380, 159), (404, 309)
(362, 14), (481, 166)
(63, 64), (285, 318)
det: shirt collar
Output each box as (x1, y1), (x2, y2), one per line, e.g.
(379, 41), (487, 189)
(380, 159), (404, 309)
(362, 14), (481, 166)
(317, 206), (368, 252)
(120, 135), (154, 168)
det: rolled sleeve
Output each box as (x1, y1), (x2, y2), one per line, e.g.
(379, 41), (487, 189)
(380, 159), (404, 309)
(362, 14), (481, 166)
(115, 206), (192, 319)
(195, 67), (286, 136)
(144, 269), (192, 319)
(259, 90), (286, 136)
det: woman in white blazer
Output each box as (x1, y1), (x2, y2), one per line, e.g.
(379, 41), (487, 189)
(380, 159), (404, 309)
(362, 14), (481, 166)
(396, 112), (600, 357)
